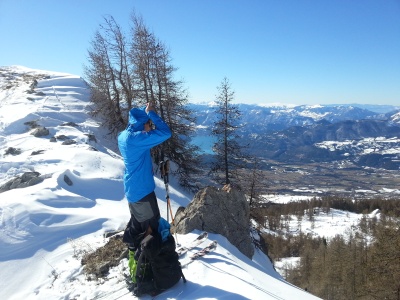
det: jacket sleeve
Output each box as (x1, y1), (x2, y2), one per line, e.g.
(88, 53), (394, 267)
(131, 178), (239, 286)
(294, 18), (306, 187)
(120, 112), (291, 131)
(149, 110), (171, 138)
(126, 111), (171, 150)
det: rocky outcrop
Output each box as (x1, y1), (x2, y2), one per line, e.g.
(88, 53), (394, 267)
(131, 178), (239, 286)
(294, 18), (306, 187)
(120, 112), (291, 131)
(173, 185), (254, 258)
(31, 126), (49, 137)
(0, 172), (43, 193)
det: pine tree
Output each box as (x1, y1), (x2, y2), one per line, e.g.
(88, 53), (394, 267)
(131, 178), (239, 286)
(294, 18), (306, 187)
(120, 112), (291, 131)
(210, 77), (244, 185)
(364, 218), (400, 300)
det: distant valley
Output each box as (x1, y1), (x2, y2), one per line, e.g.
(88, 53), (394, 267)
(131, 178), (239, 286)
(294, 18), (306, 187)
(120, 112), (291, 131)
(189, 103), (400, 199)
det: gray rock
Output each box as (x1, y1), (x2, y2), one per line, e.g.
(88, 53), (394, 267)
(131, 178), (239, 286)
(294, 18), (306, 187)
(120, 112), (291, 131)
(31, 150), (45, 155)
(62, 140), (76, 145)
(31, 126), (49, 137)
(5, 147), (21, 155)
(60, 122), (78, 127)
(97, 262), (110, 277)
(55, 134), (69, 141)
(173, 185), (254, 258)
(0, 171), (43, 193)
(85, 133), (97, 143)
(24, 121), (39, 128)
(64, 175), (73, 186)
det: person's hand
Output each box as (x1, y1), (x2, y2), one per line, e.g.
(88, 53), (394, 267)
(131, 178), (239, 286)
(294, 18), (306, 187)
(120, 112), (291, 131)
(145, 102), (155, 113)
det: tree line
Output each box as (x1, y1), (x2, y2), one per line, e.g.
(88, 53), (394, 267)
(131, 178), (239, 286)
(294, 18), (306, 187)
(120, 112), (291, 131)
(257, 196), (400, 300)
(252, 196), (400, 232)
(287, 216), (399, 300)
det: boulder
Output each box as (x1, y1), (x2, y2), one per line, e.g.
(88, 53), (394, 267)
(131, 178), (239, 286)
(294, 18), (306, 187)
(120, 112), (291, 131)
(0, 172), (43, 193)
(31, 126), (49, 137)
(4, 147), (21, 155)
(173, 185), (254, 258)
(62, 139), (77, 145)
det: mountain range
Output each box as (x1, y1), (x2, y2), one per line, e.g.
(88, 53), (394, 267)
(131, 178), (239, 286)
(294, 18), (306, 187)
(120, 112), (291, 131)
(189, 103), (400, 170)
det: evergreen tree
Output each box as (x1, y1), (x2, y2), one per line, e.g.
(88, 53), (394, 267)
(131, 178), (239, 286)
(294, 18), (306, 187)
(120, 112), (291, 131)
(210, 77), (244, 185)
(364, 219), (400, 300)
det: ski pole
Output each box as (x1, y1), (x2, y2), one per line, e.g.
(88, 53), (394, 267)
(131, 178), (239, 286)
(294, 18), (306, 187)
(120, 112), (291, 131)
(161, 160), (174, 221)
(160, 160), (169, 222)
(160, 159), (179, 245)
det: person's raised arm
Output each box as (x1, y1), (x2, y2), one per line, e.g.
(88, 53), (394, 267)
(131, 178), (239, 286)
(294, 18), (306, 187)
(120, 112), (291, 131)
(136, 103), (171, 148)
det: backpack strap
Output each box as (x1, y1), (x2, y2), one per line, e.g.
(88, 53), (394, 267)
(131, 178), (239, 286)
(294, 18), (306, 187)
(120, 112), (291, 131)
(134, 234), (155, 295)
(136, 235), (154, 275)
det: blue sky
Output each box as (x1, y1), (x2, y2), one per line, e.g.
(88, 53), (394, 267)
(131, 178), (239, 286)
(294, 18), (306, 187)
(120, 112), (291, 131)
(1, 0), (399, 105)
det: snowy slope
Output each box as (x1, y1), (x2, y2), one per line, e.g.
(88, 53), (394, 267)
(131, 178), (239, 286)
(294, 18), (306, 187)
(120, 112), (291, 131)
(0, 66), (320, 300)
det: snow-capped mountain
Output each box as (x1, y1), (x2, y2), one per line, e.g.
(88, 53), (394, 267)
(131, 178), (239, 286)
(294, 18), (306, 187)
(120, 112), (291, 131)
(0, 66), (320, 300)
(387, 109), (400, 125)
(188, 102), (400, 170)
(188, 102), (399, 134)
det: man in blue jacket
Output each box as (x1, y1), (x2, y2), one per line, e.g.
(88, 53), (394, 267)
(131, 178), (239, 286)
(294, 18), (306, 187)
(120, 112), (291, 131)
(118, 102), (171, 250)
(118, 105), (184, 294)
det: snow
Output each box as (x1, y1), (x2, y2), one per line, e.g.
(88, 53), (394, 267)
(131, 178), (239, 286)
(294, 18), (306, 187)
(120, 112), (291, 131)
(297, 110), (328, 120)
(274, 257), (301, 278)
(284, 209), (363, 239)
(380, 187), (400, 194)
(0, 66), (320, 300)
(257, 102), (297, 108)
(261, 204), (383, 278)
(314, 137), (400, 156)
(261, 194), (314, 204)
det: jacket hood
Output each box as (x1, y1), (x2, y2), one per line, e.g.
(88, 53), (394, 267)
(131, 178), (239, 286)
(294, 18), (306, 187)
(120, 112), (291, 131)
(128, 108), (149, 131)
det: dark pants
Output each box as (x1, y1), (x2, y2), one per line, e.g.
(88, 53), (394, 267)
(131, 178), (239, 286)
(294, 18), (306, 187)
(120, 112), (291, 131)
(123, 191), (161, 248)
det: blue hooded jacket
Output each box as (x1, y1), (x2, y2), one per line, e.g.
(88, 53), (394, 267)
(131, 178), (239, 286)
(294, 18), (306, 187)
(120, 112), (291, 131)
(118, 108), (171, 203)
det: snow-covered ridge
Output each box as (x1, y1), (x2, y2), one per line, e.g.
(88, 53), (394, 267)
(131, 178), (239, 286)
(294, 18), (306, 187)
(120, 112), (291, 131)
(0, 66), (320, 300)
(189, 102), (399, 136)
(315, 137), (400, 156)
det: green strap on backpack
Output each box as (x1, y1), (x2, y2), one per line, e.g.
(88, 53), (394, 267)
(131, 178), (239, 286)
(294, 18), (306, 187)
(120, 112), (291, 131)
(128, 249), (138, 283)
(128, 235), (154, 284)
